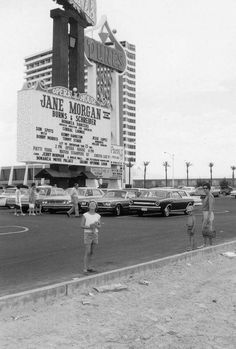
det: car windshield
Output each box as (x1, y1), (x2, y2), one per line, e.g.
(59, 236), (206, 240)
(37, 188), (51, 196)
(77, 189), (86, 196)
(104, 191), (127, 198)
(140, 190), (168, 198)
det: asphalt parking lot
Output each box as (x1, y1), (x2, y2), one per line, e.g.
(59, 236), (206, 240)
(0, 196), (236, 297)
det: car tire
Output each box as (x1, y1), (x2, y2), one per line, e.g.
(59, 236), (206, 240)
(115, 205), (122, 216)
(137, 211), (144, 217)
(162, 205), (171, 217)
(184, 203), (193, 215)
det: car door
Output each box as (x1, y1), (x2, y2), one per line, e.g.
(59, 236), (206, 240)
(170, 191), (184, 210)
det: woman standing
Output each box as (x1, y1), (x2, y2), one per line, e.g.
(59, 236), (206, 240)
(81, 201), (101, 275)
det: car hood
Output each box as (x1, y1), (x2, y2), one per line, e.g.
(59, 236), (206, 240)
(40, 195), (71, 201)
(93, 197), (127, 202)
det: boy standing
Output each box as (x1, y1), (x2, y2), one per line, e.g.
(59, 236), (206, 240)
(186, 205), (196, 250)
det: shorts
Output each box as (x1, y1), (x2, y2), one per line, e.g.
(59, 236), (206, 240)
(84, 231), (98, 245)
(14, 204), (21, 209)
(29, 203), (35, 209)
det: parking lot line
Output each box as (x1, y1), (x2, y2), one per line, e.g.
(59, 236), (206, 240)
(0, 226), (29, 236)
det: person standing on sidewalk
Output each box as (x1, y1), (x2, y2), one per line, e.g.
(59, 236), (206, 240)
(186, 205), (196, 251)
(28, 183), (36, 216)
(201, 182), (215, 247)
(67, 183), (79, 217)
(81, 201), (101, 275)
(14, 185), (25, 216)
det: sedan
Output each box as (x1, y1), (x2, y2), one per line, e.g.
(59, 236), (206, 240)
(130, 188), (194, 217)
(39, 186), (72, 213)
(5, 187), (29, 208)
(193, 186), (220, 199)
(81, 189), (136, 216)
(65, 187), (104, 210)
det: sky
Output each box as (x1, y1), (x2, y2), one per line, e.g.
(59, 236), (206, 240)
(0, 0), (236, 180)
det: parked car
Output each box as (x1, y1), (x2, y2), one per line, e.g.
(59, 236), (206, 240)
(220, 186), (233, 196)
(39, 186), (73, 213)
(7, 185), (72, 213)
(81, 189), (136, 216)
(66, 187), (104, 210)
(177, 189), (202, 206)
(179, 186), (196, 195)
(192, 186), (220, 199)
(230, 189), (236, 198)
(130, 188), (194, 217)
(4, 187), (29, 208)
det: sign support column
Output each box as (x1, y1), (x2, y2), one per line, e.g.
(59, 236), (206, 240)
(50, 9), (69, 88)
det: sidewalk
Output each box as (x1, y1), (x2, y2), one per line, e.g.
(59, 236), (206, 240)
(0, 253), (236, 349)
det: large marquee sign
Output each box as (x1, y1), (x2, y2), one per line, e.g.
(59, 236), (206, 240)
(54, 0), (97, 25)
(17, 83), (111, 168)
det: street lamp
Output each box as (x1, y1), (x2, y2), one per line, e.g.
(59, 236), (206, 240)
(185, 161), (192, 186)
(164, 152), (175, 187)
(143, 161), (150, 188)
(126, 159), (134, 188)
(163, 161), (170, 187)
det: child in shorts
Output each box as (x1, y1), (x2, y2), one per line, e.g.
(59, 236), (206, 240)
(186, 205), (196, 250)
(81, 201), (101, 275)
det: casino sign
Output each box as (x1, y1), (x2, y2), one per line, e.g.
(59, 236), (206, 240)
(54, 0), (97, 26)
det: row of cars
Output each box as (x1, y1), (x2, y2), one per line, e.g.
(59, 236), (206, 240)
(0, 185), (201, 218)
(181, 185), (236, 198)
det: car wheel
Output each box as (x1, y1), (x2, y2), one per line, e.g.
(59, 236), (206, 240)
(184, 203), (193, 215)
(137, 211), (144, 217)
(115, 205), (122, 216)
(162, 205), (171, 217)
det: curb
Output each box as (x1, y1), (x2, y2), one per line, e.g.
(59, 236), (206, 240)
(1, 239), (236, 312)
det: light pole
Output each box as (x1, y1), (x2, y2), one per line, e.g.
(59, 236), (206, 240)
(164, 152), (175, 187)
(185, 161), (192, 186)
(209, 162), (214, 185)
(163, 161), (170, 187)
(231, 166), (236, 187)
(126, 159), (134, 188)
(143, 161), (150, 188)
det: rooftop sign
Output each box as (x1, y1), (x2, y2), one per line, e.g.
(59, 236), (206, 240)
(54, 0), (97, 25)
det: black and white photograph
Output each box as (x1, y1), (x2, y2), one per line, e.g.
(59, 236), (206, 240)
(0, 0), (236, 348)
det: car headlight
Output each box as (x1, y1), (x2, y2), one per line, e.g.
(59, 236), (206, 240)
(104, 202), (112, 207)
(42, 201), (48, 205)
(63, 200), (70, 204)
(81, 201), (88, 206)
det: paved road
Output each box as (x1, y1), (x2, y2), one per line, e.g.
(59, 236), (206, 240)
(0, 197), (235, 296)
